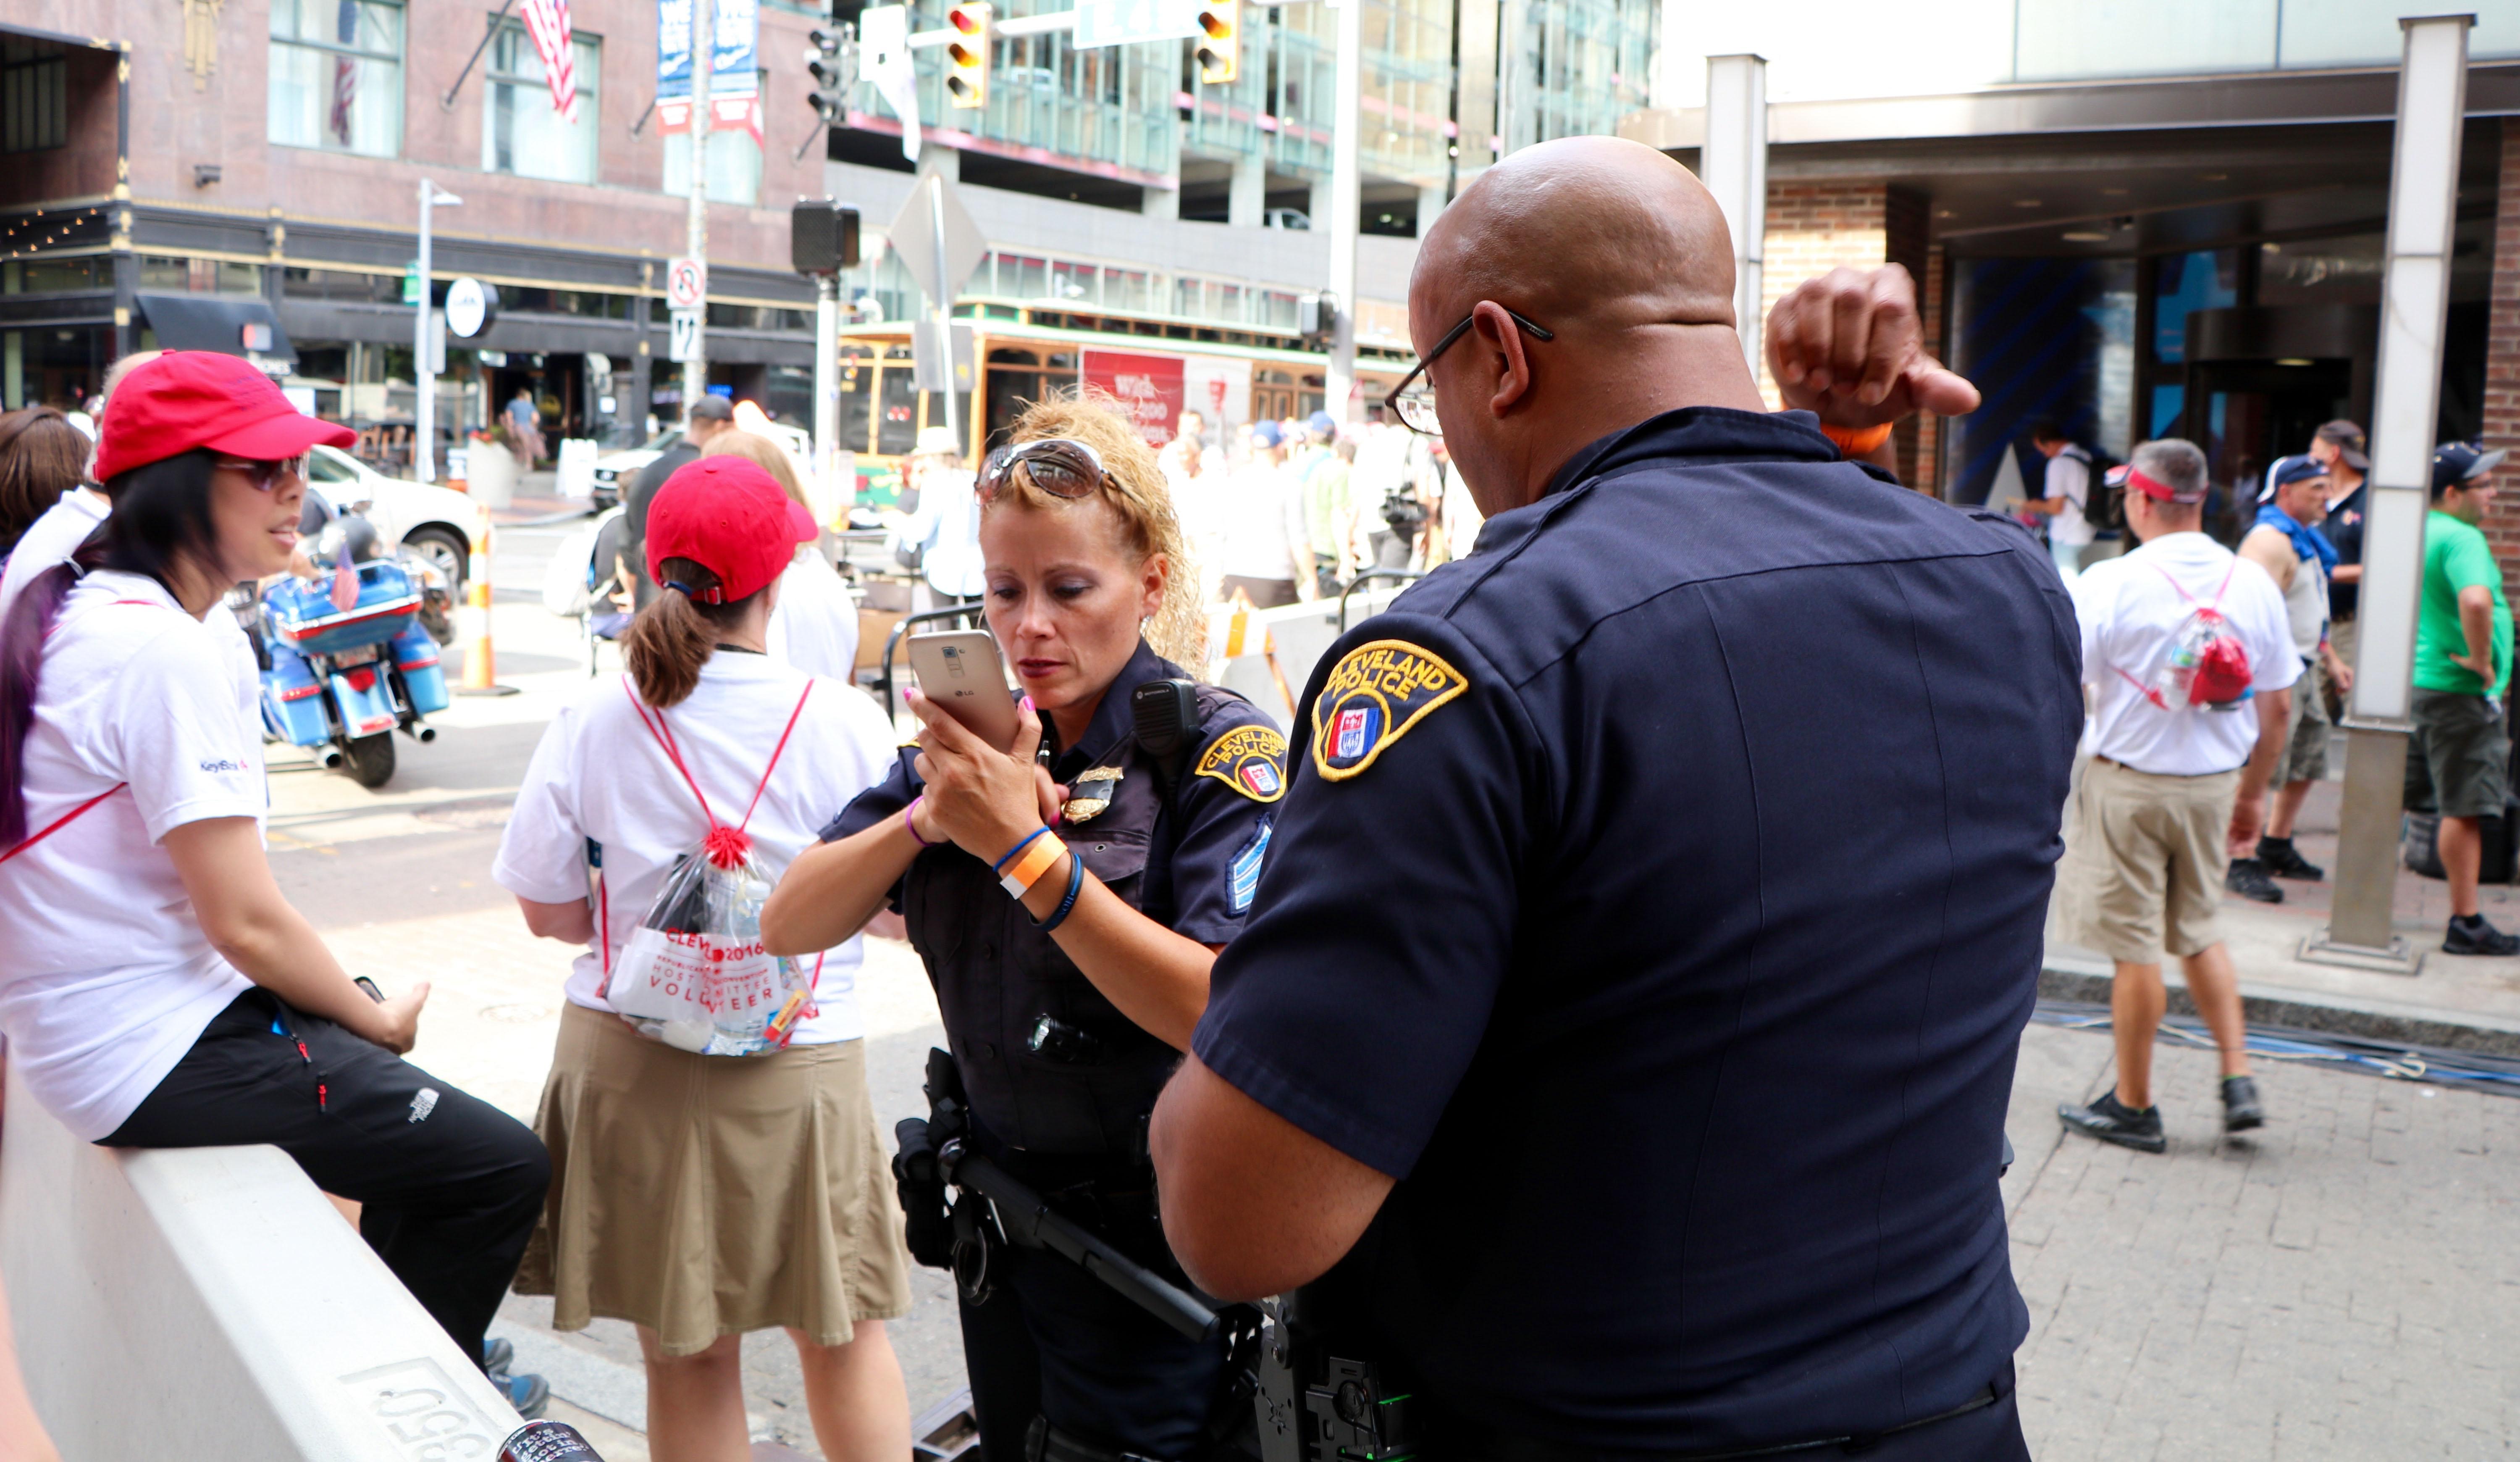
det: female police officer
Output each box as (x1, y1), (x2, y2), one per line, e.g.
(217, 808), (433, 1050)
(762, 396), (1287, 1462)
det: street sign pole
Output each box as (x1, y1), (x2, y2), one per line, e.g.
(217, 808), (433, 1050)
(682, 0), (714, 417)
(932, 179), (958, 443)
(412, 181), (459, 483)
(814, 271), (841, 496)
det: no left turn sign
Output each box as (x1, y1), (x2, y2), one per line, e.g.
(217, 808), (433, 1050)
(666, 257), (706, 309)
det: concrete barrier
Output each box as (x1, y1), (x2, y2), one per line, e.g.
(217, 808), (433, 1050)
(0, 1064), (523, 1460)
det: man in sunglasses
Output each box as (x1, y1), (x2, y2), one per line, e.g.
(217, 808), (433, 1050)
(1154, 135), (2073, 1460)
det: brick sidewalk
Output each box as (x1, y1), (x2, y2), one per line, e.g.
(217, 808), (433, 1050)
(2006, 1022), (2520, 1459)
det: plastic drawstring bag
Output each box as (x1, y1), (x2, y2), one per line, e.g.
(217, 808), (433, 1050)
(600, 677), (824, 1055)
(2115, 560), (2255, 713)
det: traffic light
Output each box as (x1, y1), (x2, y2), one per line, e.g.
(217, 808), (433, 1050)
(946, 3), (991, 110)
(1194, 0), (1237, 85)
(806, 24), (856, 126)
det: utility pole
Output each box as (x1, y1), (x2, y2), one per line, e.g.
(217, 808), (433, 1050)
(1701, 54), (1767, 382)
(930, 179), (960, 442)
(682, 0), (714, 413)
(2306, 13), (2475, 976)
(814, 271), (840, 494)
(1323, 0), (1362, 421)
(412, 180), (459, 483)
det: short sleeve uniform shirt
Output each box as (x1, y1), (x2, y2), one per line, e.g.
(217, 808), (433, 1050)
(1193, 409), (2085, 1451)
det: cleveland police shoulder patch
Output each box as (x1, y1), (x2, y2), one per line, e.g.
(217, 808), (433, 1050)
(1194, 723), (1288, 803)
(1310, 639), (1468, 781)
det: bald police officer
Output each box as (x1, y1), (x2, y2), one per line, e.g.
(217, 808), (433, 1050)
(1150, 137), (2077, 1459)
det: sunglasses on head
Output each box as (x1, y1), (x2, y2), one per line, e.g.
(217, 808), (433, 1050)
(211, 453), (308, 492)
(978, 438), (1110, 502)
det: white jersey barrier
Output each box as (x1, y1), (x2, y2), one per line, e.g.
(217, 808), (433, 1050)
(1210, 586), (1412, 733)
(0, 1063), (524, 1459)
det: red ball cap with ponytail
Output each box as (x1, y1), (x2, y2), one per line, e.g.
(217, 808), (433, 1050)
(92, 351), (355, 481)
(644, 455), (818, 602)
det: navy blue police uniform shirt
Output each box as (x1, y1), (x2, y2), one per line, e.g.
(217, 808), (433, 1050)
(1194, 408), (2084, 1452)
(823, 641), (1283, 944)
(2321, 481), (2366, 619)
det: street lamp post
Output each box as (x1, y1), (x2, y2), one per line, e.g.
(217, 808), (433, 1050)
(414, 180), (460, 484)
(684, 0), (714, 414)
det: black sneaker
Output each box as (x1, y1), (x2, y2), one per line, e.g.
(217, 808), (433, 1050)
(2059, 1091), (2167, 1153)
(502, 1371), (550, 1421)
(2221, 1075), (2265, 1133)
(2226, 858), (2284, 904)
(484, 1337), (514, 1379)
(2255, 835), (2324, 881)
(2444, 914), (2520, 956)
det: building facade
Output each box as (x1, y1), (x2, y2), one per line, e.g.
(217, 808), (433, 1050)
(1, 0), (834, 461)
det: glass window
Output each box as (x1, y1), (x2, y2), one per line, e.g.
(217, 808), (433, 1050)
(1947, 257), (2138, 506)
(2, 38), (67, 153)
(2014, 0), (2276, 82)
(2258, 233), (2382, 308)
(8, 256), (102, 292)
(484, 23), (600, 183)
(269, 0), (404, 157)
(284, 267), (403, 303)
(660, 89), (764, 205)
(839, 350), (875, 452)
(2152, 250), (2237, 363)
(877, 364), (919, 455)
(139, 256), (265, 296)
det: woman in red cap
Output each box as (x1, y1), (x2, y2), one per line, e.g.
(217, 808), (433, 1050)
(493, 455), (914, 1462)
(0, 351), (553, 1412)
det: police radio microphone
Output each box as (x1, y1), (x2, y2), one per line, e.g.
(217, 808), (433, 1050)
(1131, 678), (1199, 772)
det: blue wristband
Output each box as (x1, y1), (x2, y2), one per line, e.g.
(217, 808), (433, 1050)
(992, 825), (1052, 874)
(1036, 852), (1087, 933)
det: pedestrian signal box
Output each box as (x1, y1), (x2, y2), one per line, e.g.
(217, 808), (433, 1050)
(1195, 0), (1238, 84)
(946, 4), (992, 110)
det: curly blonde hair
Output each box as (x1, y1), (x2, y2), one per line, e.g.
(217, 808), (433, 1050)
(990, 392), (1205, 666)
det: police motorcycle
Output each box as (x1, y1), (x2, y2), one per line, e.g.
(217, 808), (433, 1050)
(245, 509), (451, 788)
(890, 687), (1419, 1462)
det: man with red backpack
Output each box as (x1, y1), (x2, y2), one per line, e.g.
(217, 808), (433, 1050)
(2055, 439), (2297, 1153)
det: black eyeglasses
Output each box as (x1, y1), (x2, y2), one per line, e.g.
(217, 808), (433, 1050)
(211, 454), (309, 492)
(1383, 308), (1555, 435)
(979, 437), (1112, 500)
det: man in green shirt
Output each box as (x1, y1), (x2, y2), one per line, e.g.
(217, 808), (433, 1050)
(2410, 442), (2516, 955)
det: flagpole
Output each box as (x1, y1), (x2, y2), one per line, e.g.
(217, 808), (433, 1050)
(441, 0), (520, 109)
(683, 0), (712, 416)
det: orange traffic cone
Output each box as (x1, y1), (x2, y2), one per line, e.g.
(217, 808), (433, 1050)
(455, 510), (517, 697)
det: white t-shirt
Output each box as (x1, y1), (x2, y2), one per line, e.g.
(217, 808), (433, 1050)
(0, 571), (265, 1141)
(0, 487), (108, 620)
(768, 547), (860, 684)
(2074, 532), (2301, 776)
(1217, 458), (1308, 583)
(492, 653), (896, 1043)
(2044, 446), (2096, 548)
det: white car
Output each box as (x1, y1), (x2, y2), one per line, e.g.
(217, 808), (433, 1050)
(589, 419), (814, 502)
(302, 443), (480, 597)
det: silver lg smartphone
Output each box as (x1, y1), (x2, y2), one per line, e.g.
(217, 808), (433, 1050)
(907, 630), (1021, 752)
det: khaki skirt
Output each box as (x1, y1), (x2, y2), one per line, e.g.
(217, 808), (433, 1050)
(516, 1002), (914, 1356)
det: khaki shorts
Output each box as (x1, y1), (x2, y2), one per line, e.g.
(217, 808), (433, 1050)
(2057, 757), (2241, 964)
(2404, 688), (2510, 820)
(2281, 657), (2331, 785)
(515, 1003), (914, 1356)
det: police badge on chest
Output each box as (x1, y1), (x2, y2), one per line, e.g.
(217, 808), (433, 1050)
(1063, 764), (1124, 823)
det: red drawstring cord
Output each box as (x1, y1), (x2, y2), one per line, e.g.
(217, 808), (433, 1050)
(622, 674), (817, 868)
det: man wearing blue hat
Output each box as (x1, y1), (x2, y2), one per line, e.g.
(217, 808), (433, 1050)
(2412, 442), (2517, 955)
(2233, 454), (2354, 897)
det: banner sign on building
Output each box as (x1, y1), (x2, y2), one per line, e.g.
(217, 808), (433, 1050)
(1082, 350), (1185, 446)
(658, 0), (761, 137)
(1071, 0), (1201, 49)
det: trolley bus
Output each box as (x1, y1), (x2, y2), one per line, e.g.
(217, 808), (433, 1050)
(833, 297), (1412, 505)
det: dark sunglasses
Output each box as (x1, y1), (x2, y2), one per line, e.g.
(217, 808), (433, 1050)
(978, 438), (1111, 501)
(1384, 307), (1555, 435)
(212, 453), (309, 492)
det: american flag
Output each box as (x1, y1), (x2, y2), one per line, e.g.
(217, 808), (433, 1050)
(521, 0), (579, 123)
(327, 0), (359, 145)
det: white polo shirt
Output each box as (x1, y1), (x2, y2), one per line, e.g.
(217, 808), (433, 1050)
(767, 548), (861, 684)
(2044, 447), (2097, 549)
(0, 571), (265, 1141)
(493, 652), (897, 1043)
(2074, 531), (2300, 776)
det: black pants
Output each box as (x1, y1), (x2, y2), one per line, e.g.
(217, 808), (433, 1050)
(957, 1232), (1229, 1460)
(102, 989), (550, 1369)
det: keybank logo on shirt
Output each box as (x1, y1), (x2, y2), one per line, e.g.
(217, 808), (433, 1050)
(198, 757), (246, 773)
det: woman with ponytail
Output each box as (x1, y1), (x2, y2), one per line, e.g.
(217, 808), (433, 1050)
(491, 455), (913, 1462)
(761, 394), (1290, 1462)
(0, 352), (551, 1408)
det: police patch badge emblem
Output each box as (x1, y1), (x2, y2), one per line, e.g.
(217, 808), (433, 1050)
(1061, 764), (1123, 823)
(1311, 639), (1468, 780)
(1194, 724), (1289, 804)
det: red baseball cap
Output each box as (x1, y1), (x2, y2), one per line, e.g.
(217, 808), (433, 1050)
(92, 351), (355, 482)
(645, 455), (819, 603)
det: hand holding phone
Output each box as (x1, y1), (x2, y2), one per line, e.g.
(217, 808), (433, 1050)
(907, 630), (1021, 753)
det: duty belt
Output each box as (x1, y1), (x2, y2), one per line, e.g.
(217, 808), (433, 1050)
(1442, 1362), (2010, 1462)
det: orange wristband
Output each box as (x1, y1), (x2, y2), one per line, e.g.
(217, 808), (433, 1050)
(999, 833), (1067, 898)
(1821, 422), (1895, 458)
